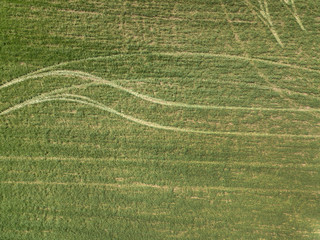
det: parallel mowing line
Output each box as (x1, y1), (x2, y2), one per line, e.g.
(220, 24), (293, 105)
(2, 93), (319, 138)
(0, 156), (319, 169)
(1, 70), (319, 113)
(1, 180), (319, 194)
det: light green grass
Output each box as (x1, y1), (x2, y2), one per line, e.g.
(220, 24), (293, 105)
(0, 0), (319, 239)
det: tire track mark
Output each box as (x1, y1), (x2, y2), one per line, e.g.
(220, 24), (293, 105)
(1, 155), (319, 169)
(1, 52), (320, 91)
(1, 180), (319, 194)
(219, 2), (319, 118)
(1, 93), (319, 138)
(1, 70), (319, 113)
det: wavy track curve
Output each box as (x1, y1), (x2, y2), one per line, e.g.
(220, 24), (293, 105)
(1, 93), (319, 139)
(1, 70), (319, 113)
(1, 52), (319, 138)
(1, 52), (320, 91)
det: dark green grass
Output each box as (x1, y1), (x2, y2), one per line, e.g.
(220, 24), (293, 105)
(1, 0), (319, 239)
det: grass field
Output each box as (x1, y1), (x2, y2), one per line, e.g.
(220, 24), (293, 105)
(0, 0), (319, 239)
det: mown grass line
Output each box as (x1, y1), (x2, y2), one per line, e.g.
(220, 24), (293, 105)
(0, 155), (318, 169)
(1, 180), (319, 194)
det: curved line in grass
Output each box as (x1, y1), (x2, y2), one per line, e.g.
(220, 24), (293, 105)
(0, 93), (319, 139)
(1, 52), (320, 91)
(1, 70), (319, 113)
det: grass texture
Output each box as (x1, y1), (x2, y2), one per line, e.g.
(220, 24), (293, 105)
(0, 0), (319, 239)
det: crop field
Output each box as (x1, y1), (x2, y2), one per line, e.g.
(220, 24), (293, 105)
(0, 0), (319, 239)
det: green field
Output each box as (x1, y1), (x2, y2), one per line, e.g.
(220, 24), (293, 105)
(0, 0), (319, 239)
